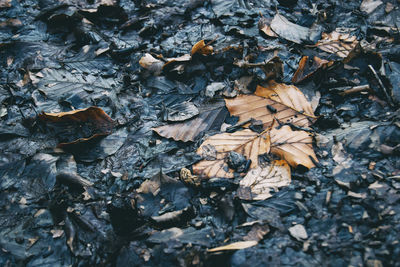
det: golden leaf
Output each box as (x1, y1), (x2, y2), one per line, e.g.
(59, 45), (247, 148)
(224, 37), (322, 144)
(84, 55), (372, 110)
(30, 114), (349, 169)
(193, 129), (270, 178)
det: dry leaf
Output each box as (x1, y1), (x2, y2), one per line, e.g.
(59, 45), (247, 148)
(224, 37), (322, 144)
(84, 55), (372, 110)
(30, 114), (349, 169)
(0, 0), (11, 8)
(39, 106), (114, 147)
(139, 53), (163, 75)
(360, 0), (383, 14)
(237, 160), (291, 200)
(255, 81), (316, 117)
(153, 101), (227, 142)
(258, 17), (277, 38)
(270, 125), (318, 169)
(225, 95), (315, 129)
(291, 56), (333, 84)
(270, 13), (310, 44)
(315, 30), (359, 58)
(162, 54), (191, 70)
(191, 40), (213, 56)
(208, 241), (258, 252)
(193, 129), (270, 178)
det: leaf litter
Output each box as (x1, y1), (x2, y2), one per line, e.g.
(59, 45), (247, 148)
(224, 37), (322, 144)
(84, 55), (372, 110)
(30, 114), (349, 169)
(1, 0), (400, 265)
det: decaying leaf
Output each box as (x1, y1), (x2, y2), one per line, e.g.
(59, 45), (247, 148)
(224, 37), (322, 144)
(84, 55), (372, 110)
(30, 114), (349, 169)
(0, 0), (11, 8)
(292, 56), (333, 84)
(162, 102), (199, 122)
(225, 95), (315, 129)
(315, 30), (359, 58)
(258, 16), (277, 38)
(193, 129), (270, 178)
(270, 125), (318, 169)
(153, 101), (227, 142)
(237, 160), (291, 200)
(360, 0), (383, 14)
(139, 53), (164, 75)
(39, 106), (115, 147)
(270, 13), (310, 44)
(191, 40), (213, 56)
(255, 81), (316, 117)
(234, 56), (283, 81)
(208, 240), (258, 252)
(162, 54), (191, 70)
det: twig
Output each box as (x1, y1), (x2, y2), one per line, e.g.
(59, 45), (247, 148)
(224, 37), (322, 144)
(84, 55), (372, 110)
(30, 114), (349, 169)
(337, 85), (371, 96)
(368, 64), (394, 107)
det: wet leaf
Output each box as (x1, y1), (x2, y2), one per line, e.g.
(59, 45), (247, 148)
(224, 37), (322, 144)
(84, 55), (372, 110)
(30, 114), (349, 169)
(291, 56), (333, 84)
(258, 16), (277, 38)
(255, 81), (316, 117)
(315, 30), (359, 58)
(39, 106), (115, 147)
(237, 160), (291, 200)
(208, 240), (258, 252)
(193, 129), (270, 178)
(234, 56), (283, 81)
(162, 102), (199, 122)
(153, 101), (227, 142)
(191, 40), (213, 56)
(139, 53), (163, 75)
(225, 95), (315, 129)
(270, 125), (317, 169)
(270, 13), (310, 44)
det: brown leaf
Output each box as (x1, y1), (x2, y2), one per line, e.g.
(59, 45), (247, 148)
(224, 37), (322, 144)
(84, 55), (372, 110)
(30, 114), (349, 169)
(139, 53), (163, 74)
(162, 54), (191, 70)
(193, 129), (270, 178)
(255, 81), (316, 117)
(270, 125), (318, 169)
(0, 0), (11, 8)
(191, 40), (213, 56)
(270, 13), (310, 44)
(315, 30), (359, 58)
(291, 56), (333, 84)
(258, 17), (277, 38)
(39, 106), (114, 147)
(237, 160), (291, 200)
(208, 241), (258, 252)
(153, 101), (227, 142)
(225, 95), (315, 129)
(243, 224), (270, 241)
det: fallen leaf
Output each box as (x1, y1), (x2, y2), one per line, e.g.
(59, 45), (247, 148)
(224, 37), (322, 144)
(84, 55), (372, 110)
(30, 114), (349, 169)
(234, 56), (283, 81)
(39, 106), (115, 147)
(237, 160), (291, 200)
(191, 40), (213, 56)
(208, 240), (258, 252)
(153, 101), (227, 142)
(139, 53), (164, 75)
(360, 0), (383, 14)
(225, 95), (315, 129)
(315, 30), (359, 58)
(162, 101), (199, 122)
(243, 224), (270, 241)
(270, 13), (310, 44)
(255, 81), (316, 117)
(291, 56), (333, 84)
(193, 129), (270, 178)
(270, 125), (318, 169)
(0, 0), (11, 8)
(258, 16), (277, 38)
(162, 54), (191, 71)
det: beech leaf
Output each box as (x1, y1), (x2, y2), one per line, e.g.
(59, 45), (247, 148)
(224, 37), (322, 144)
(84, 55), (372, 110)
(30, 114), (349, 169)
(270, 125), (318, 169)
(193, 129), (270, 178)
(237, 160), (291, 200)
(315, 30), (359, 58)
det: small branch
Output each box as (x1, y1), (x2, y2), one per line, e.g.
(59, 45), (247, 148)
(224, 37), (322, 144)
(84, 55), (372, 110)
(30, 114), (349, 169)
(368, 64), (394, 107)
